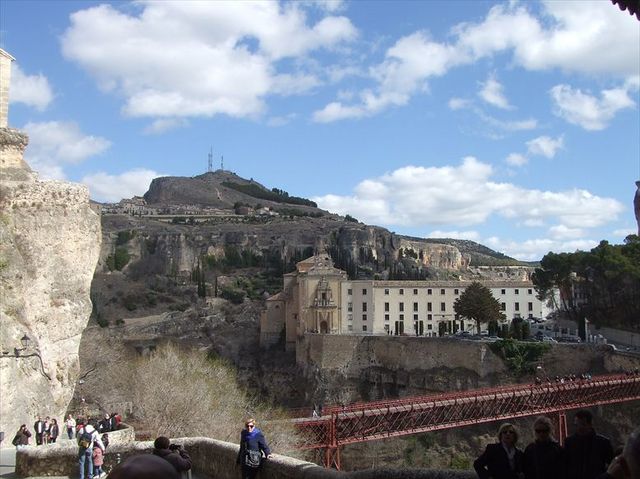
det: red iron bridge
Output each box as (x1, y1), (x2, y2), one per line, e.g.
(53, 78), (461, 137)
(292, 373), (640, 469)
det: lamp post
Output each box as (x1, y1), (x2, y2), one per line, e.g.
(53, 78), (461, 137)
(1, 333), (51, 380)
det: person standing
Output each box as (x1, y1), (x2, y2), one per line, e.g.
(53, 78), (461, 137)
(77, 422), (105, 479)
(474, 423), (525, 479)
(33, 416), (45, 446)
(598, 427), (640, 479)
(43, 417), (51, 444)
(12, 425), (31, 448)
(565, 409), (614, 479)
(66, 414), (76, 440)
(49, 418), (59, 444)
(152, 437), (192, 477)
(236, 418), (272, 479)
(93, 444), (105, 479)
(523, 416), (564, 479)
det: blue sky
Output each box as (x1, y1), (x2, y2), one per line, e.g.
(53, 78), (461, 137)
(2, 0), (639, 261)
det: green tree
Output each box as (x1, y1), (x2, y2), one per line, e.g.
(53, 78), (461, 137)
(454, 282), (505, 334)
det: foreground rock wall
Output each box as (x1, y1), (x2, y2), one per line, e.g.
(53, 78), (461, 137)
(15, 436), (476, 479)
(0, 127), (101, 439)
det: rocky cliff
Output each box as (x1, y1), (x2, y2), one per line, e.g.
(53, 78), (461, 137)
(0, 127), (101, 437)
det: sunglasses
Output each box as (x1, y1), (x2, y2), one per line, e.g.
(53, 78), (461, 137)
(246, 424), (255, 428)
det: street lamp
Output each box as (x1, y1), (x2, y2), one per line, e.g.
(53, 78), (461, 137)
(1, 333), (51, 380)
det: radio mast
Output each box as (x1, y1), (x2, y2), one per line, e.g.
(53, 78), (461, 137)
(208, 147), (213, 172)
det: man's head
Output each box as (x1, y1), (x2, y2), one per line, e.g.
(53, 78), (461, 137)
(574, 409), (594, 436)
(533, 416), (553, 442)
(154, 436), (171, 450)
(108, 454), (179, 479)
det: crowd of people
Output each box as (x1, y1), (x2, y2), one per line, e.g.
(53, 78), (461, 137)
(474, 409), (639, 479)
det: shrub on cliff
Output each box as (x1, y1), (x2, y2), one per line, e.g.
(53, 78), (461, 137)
(106, 344), (301, 454)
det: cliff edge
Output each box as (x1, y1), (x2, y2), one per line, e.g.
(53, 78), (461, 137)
(0, 127), (101, 436)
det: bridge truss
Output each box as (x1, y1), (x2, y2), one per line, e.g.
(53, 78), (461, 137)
(293, 373), (640, 469)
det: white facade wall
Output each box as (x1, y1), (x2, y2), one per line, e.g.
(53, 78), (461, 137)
(340, 280), (545, 336)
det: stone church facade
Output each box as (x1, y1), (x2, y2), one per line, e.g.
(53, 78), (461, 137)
(260, 255), (549, 351)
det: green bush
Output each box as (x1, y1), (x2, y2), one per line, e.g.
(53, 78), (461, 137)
(122, 294), (138, 311)
(490, 339), (550, 375)
(116, 230), (135, 246)
(220, 287), (245, 304)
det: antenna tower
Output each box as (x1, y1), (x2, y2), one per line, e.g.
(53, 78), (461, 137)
(221, 155), (224, 171)
(208, 147), (213, 172)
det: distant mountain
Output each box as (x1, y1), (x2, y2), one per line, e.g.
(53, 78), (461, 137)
(144, 170), (322, 212)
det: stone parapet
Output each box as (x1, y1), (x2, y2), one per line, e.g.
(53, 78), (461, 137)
(15, 435), (476, 478)
(0, 127), (33, 181)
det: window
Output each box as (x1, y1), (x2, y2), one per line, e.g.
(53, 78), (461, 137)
(384, 302), (390, 312)
(515, 289), (519, 295)
(427, 302), (432, 312)
(348, 302), (352, 312)
(362, 288), (367, 295)
(413, 289), (418, 295)
(399, 302), (404, 312)
(427, 314), (433, 320)
(362, 325), (367, 332)
(399, 314), (404, 321)
(440, 302), (446, 312)
(413, 302), (419, 312)
(384, 314), (390, 321)
(384, 288), (389, 295)
(348, 325), (353, 331)
(362, 302), (367, 312)
(413, 314), (418, 321)
(501, 289), (506, 295)
(399, 288), (404, 295)
(528, 289), (533, 295)
(427, 289), (432, 295)
(427, 324), (433, 330)
(347, 288), (352, 295)
(501, 302), (506, 311)
(384, 324), (389, 332)
(348, 314), (353, 321)
(440, 289), (445, 295)
(454, 289), (459, 295)
(515, 302), (520, 311)
(528, 302), (533, 311)
(362, 314), (367, 321)
(322, 292), (326, 300)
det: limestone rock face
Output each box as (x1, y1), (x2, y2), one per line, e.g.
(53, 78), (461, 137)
(0, 127), (101, 437)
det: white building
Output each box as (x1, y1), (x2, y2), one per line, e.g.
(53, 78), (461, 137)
(260, 255), (550, 351)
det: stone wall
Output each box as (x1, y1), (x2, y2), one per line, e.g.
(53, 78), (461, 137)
(0, 126), (101, 441)
(15, 436), (475, 479)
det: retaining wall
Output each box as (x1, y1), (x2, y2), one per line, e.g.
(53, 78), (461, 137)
(15, 436), (475, 479)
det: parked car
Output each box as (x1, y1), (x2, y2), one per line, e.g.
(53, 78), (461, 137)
(557, 336), (581, 343)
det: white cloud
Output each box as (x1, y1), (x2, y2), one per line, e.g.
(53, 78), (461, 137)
(613, 228), (637, 238)
(313, 157), (623, 231)
(526, 135), (564, 158)
(477, 111), (538, 131)
(22, 121), (111, 180)
(427, 230), (480, 241)
(483, 236), (599, 262)
(550, 84), (636, 130)
(314, 1), (639, 122)
(506, 153), (528, 166)
(478, 74), (512, 110)
(548, 224), (585, 240)
(82, 169), (163, 203)
(266, 113), (297, 127)
(143, 118), (189, 135)
(61, 2), (357, 121)
(448, 97), (472, 110)
(9, 64), (54, 111)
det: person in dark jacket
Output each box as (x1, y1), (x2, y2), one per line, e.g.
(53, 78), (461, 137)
(565, 409), (614, 479)
(152, 436), (192, 475)
(12, 425), (31, 448)
(236, 418), (272, 479)
(523, 416), (563, 479)
(596, 427), (640, 479)
(474, 423), (524, 479)
(33, 416), (45, 445)
(49, 418), (59, 443)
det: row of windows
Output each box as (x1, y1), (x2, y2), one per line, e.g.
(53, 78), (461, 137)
(347, 288), (534, 296)
(351, 301), (535, 314)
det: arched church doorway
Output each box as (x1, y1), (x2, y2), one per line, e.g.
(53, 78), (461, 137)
(320, 321), (328, 334)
